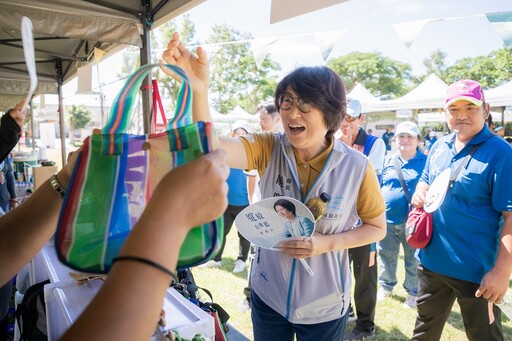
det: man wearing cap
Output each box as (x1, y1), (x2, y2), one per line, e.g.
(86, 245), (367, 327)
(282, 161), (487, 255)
(411, 80), (512, 340)
(339, 98), (386, 340)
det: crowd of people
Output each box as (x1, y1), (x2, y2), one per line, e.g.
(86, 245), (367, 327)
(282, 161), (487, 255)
(161, 32), (512, 341)
(0, 29), (511, 341)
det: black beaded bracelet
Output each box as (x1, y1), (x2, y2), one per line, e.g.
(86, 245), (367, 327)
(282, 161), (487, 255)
(112, 256), (178, 283)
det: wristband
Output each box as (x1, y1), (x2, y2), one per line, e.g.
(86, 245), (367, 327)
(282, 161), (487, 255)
(112, 256), (178, 283)
(50, 174), (66, 198)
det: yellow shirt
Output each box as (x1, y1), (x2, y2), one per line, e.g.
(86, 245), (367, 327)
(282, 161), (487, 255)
(240, 132), (385, 220)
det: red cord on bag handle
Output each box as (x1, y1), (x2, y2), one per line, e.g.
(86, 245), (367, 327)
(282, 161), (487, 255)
(152, 79), (167, 132)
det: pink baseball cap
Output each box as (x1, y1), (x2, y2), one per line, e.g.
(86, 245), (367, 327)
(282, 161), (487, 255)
(444, 79), (485, 108)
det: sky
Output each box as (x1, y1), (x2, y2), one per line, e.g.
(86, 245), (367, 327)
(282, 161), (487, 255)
(55, 0), (511, 104)
(179, 0), (510, 75)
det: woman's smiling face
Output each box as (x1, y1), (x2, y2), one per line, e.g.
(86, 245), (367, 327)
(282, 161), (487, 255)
(274, 205), (294, 220)
(279, 88), (329, 161)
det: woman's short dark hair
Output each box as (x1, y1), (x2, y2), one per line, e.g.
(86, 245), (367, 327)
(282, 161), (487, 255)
(273, 198), (296, 216)
(274, 66), (346, 138)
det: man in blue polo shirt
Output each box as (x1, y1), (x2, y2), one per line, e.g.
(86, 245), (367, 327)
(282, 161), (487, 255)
(410, 80), (512, 340)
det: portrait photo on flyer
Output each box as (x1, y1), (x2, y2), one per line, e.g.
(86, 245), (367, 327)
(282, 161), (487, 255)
(234, 196), (316, 250)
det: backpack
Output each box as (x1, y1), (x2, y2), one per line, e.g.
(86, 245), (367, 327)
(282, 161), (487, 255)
(15, 279), (50, 341)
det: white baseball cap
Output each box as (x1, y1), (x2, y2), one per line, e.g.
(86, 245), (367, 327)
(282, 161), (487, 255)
(232, 120), (253, 134)
(346, 98), (362, 118)
(395, 121), (420, 137)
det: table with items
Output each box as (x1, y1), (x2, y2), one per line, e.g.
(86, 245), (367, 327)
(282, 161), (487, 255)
(17, 241), (215, 341)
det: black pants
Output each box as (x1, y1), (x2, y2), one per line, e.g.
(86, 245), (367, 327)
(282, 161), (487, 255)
(349, 244), (377, 333)
(412, 265), (504, 341)
(214, 205), (250, 262)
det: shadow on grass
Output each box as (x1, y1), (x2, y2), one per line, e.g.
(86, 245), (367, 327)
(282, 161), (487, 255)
(346, 323), (409, 341)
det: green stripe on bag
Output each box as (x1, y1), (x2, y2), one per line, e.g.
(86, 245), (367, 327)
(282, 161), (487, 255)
(67, 135), (120, 270)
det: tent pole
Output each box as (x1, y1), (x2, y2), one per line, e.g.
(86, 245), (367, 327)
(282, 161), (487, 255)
(140, 1), (152, 134)
(29, 98), (35, 152)
(56, 59), (67, 167)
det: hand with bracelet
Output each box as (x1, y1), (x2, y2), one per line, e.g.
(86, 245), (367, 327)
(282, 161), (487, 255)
(62, 149), (229, 340)
(0, 141), (229, 340)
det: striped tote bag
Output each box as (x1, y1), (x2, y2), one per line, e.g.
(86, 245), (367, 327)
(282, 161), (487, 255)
(55, 64), (223, 273)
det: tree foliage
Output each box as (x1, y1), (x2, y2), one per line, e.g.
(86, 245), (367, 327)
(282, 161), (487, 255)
(207, 24), (280, 114)
(328, 51), (413, 99)
(66, 105), (91, 141)
(422, 49), (448, 79)
(67, 105), (91, 130)
(442, 47), (512, 88)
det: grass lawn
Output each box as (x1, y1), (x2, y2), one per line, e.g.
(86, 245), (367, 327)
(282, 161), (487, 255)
(192, 227), (512, 340)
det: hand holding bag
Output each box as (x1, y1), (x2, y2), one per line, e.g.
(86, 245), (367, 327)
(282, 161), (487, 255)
(405, 143), (482, 249)
(405, 207), (433, 249)
(55, 64), (223, 273)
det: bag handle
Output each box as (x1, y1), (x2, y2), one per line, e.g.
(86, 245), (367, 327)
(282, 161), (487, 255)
(152, 79), (167, 131)
(103, 64), (192, 134)
(393, 155), (412, 204)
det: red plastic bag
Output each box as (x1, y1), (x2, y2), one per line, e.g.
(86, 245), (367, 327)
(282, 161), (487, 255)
(406, 208), (433, 249)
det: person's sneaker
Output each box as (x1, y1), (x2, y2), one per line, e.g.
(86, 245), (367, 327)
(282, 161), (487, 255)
(198, 260), (221, 268)
(232, 259), (246, 273)
(347, 308), (357, 323)
(238, 298), (251, 312)
(377, 288), (392, 301)
(403, 294), (417, 309)
(344, 327), (375, 340)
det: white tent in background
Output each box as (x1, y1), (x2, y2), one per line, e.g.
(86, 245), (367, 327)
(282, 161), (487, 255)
(485, 81), (512, 107)
(210, 108), (230, 122)
(229, 105), (259, 122)
(348, 84), (380, 112)
(367, 73), (448, 112)
(211, 106), (259, 136)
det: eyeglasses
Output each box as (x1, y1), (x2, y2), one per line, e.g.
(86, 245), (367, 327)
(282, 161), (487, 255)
(344, 115), (359, 123)
(277, 93), (313, 113)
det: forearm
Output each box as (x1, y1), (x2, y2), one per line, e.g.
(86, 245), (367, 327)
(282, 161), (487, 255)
(62, 200), (189, 340)
(62, 150), (229, 340)
(0, 175), (66, 284)
(247, 175), (256, 204)
(193, 84), (212, 123)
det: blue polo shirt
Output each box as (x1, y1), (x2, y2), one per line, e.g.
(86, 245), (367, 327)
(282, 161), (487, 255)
(381, 150), (427, 224)
(226, 168), (250, 206)
(418, 125), (512, 283)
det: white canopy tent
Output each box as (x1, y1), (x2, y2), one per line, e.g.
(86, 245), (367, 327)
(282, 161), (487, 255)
(228, 105), (259, 123)
(348, 83), (380, 112)
(0, 0), (204, 164)
(485, 80), (512, 107)
(366, 73), (448, 113)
